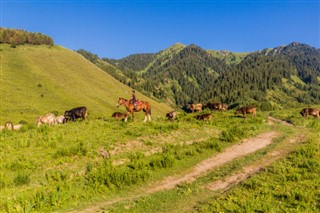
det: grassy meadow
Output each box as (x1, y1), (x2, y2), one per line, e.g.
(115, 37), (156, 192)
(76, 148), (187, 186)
(0, 109), (266, 212)
(0, 44), (171, 124)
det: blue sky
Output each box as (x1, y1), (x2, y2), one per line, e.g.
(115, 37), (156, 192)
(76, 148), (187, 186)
(1, 0), (320, 59)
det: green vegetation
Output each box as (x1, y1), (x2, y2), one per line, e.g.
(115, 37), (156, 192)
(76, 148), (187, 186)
(0, 28), (54, 46)
(0, 110), (269, 212)
(82, 42), (320, 108)
(102, 111), (319, 213)
(0, 44), (171, 124)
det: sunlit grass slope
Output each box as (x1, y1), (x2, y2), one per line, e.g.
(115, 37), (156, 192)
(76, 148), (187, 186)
(0, 44), (172, 123)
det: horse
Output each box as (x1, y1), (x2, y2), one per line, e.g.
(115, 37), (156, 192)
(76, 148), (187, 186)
(116, 97), (151, 122)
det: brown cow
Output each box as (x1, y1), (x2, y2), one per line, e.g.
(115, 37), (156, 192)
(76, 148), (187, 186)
(205, 102), (222, 111)
(166, 110), (177, 121)
(222, 103), (229, 111)
(36, 113), (56, 127)
(300, 108), (320, 118)
(188, 103), (202, 113)
(112, 112), (129, 122)
(235, 106), (257, 118)
(195, 113), (212, 121)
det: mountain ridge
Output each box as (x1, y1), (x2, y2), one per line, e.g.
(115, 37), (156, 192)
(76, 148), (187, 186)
(86, 42), (320, 108)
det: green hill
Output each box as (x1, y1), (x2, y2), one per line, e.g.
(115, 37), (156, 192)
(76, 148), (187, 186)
(94, 42), (320, 109)
(0, 44), (172, 124)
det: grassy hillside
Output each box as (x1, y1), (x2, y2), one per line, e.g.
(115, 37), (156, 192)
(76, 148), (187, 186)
(0, 44), (172, 124)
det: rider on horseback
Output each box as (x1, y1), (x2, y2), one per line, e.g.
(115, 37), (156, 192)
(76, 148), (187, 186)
(131, 90), (137, 110)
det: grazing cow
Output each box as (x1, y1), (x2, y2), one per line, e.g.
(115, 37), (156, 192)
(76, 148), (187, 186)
(112, 112), (129, 122)
(36, 113), (56, 127)
(187, 103), (203, 113)
(55, 115), (66, 124)
(222, 103), (229, 111)
(166, 110), (177, 121)
(0, 122), (22, 131)
(300, 108), (320, 118)
(235, 106), (257, 118)
(195, 113), (212, 121)
(205, 102), (222, 111)
(64, 106), (88, 122)
(4, 122), (14, 130)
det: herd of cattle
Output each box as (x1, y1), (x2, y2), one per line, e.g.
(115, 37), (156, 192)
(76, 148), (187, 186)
(1, 102), (320, 131)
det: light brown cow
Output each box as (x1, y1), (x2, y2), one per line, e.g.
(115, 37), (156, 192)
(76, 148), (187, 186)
(235, 106), (257, 118)
(166, 110), (177, 121)
(36, 113), (56, 127)
(0, 122), (22, 131)
(55, 115), (66, 124)
(188, 103), (202, 113)
(300, 108), (320, 118)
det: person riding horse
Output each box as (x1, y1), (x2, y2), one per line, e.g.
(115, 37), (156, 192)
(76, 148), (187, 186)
(131, 90), (137, 110)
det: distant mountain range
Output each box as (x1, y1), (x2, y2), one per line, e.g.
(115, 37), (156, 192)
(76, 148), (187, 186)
(79, 42), (320, 109)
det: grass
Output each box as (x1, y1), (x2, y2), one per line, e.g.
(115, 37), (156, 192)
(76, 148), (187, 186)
(0, 44), (171, 124)
(91, 111), (319, 213)
(0, 110), (271, 212)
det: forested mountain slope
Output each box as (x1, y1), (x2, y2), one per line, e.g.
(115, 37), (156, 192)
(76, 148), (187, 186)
(82, 42), (320, 109)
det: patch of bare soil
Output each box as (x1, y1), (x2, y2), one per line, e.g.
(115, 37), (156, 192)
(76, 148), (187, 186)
(72, 131), (281, 213)
(206, 133), (305, 192)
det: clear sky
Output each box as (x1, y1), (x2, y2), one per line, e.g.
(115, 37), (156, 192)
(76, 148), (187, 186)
(1, 0), (320, 59)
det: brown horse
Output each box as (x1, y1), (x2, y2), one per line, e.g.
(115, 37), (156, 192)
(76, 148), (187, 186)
(116, 98), (151, 122)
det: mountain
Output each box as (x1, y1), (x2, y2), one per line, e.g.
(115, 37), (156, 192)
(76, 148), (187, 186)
(90, 42), (320, 109)
(0, 43), (172, 124)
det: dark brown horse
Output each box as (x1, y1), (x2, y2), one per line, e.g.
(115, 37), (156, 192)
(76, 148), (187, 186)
(116, 98), (151, 122)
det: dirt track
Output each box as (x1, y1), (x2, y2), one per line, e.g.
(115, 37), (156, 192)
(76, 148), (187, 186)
(72, 130), (289, 213)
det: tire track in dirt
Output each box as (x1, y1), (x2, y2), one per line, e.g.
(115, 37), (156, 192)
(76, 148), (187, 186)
(206, 133), (306, 192)
(72, 131), (279, 213)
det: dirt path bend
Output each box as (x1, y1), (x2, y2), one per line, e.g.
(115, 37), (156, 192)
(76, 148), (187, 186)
(72, 131), (279, 213)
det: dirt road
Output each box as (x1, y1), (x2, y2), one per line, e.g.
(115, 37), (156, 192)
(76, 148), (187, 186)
(72, 131), (284, 213)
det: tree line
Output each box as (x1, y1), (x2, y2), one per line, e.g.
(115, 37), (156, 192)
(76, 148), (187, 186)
(0, 28), (54, 46)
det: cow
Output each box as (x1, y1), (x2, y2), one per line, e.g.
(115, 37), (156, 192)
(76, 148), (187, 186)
(166, 110), (177, 121)
(235, 106), (257, 118)
(300, 108), (320, 118)
(36, 113), (56, 127)
(0, 122), (22, 131)
(111, 112), (129, 122)
(64, 106), (88, 122)
(55, 115), (66, 124)
(204, 102), (228, 112)
(4, 122), (14, 130)
(187, 103), (202, 113)
(195, 113), (212, 121)
(204, 102), (222, 111)
(222, 103), (229, 111)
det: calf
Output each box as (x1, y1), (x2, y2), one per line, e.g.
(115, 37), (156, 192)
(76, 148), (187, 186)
(187, 103), (202, 113)
(235, 106), (257, 118)
(300, 108), (320, 118)
(195, 113), (212, 121)
(166, 110), (177, 121)
(36, 113), (56, 127)
(65, 106), (88, 122)
(112, 112), (128, 122)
